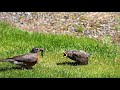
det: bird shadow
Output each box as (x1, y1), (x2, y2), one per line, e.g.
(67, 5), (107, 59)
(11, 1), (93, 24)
(56, 61), (81, 66)
(0, 66), (32, 71)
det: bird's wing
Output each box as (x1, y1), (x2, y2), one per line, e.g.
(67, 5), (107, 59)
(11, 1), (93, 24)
(9, 53), (38, 62)
(72, 51), (89, 58)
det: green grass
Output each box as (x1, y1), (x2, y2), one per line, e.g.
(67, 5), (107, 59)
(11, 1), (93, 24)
(113, 16), (120, 31)
(0, 22), (120, 78)
(75, 24), (85, 32)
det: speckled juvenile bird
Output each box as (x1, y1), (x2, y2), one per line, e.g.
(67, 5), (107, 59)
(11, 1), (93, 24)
(64, 50), (90, 65)
(0, 48), (44, 69)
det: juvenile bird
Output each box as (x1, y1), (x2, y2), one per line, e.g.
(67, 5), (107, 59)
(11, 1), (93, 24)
(0, 48), (44, 69)
(64, 50), (90, 65)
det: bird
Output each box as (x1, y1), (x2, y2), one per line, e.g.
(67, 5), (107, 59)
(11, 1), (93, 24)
(0, 48), (44, 69)
(63, 50), (90, 65)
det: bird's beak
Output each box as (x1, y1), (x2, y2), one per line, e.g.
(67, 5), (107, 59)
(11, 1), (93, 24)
(64, 52), (67, 57)
(41, 51), (44, 57)
(39, 48), (44, 57)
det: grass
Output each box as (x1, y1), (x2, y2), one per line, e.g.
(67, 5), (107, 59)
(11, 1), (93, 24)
(113, 16), (120, 31)
(0, 21), (120, 78)
(75, 24), (85, 32)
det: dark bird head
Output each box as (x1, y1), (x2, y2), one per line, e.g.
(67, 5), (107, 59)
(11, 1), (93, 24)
(63, 50), (78, 60)
(64, 51), (72, 57)
(31, 48), (44, 57)
(64, 51), (67, 56)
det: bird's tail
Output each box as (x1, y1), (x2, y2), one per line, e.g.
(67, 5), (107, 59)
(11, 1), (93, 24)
(0, 59), (14, 62)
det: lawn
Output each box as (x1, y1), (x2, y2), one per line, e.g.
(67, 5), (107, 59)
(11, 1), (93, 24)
(0, 22), (119, 78)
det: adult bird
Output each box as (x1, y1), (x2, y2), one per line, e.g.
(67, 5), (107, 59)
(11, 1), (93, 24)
(0, 48), (44, 69)
(64, 50), (90, 65)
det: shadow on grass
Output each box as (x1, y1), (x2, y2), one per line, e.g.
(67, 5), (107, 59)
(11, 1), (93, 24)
(56, 61), (82, 66)
(0, 66), (32, 71)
